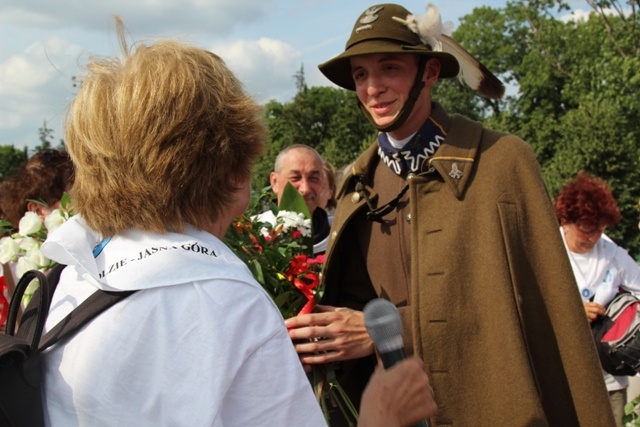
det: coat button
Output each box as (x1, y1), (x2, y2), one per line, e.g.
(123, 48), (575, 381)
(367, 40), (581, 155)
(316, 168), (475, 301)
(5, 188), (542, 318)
(351, 192), (361, 203)
(406, 173), (416, 180)
(332, 231), (338, 238)
(406, 213), (411, 223)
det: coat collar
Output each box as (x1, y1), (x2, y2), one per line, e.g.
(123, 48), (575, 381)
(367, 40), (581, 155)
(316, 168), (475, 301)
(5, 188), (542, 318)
(341, 103), (484, 200)
(427, 103), (483, 199)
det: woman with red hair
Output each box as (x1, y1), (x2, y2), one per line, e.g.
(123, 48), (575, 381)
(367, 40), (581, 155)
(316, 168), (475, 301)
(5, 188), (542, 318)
(554, 171), (640, 426)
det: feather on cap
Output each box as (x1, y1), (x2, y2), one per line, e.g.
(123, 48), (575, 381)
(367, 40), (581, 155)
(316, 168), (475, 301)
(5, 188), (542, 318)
(393, 3), (505, 99)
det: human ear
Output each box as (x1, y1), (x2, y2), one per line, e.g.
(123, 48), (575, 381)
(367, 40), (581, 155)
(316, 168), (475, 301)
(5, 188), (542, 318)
(269, 171), (279, 191)
(26, 201), (51, 221)
(424, 58), (441, 86)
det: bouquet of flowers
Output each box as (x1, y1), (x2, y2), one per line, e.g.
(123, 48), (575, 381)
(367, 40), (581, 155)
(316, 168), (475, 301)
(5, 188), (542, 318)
(224, 182), (322, 320)
(224, 182), (358, 425)
(0, 193), (74, 312)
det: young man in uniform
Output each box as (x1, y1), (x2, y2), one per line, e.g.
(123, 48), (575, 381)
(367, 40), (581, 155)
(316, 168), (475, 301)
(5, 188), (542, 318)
(286, 3), (614, 426)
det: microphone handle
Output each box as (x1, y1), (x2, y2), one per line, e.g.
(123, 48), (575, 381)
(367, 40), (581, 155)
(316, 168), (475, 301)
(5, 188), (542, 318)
(379, 347), (406, 369)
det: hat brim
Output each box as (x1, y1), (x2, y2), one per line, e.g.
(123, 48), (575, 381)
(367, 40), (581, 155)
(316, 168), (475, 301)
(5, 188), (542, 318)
(319, 39), (460, 91)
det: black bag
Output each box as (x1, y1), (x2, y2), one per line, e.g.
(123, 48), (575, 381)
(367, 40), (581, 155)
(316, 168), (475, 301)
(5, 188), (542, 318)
(0, 265), (134, 427)
(591, 292), (640, 376)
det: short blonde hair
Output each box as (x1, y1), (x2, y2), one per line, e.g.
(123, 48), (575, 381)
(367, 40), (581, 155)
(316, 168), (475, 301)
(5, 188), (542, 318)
(65, 21), (265, 236)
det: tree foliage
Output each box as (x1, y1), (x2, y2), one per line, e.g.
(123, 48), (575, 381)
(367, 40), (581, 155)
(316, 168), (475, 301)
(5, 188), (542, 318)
(518, 0), (640, 254)
(1, 121), (65, 182)
(0, 145), (28, 181)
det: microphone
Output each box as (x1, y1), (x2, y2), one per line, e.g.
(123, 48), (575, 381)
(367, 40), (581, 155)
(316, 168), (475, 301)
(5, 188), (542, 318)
(364, 298), (429, 427)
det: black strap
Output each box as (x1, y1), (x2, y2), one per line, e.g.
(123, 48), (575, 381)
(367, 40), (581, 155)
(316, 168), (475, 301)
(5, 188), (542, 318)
(39, 287), (135, 350)
(17, 264), (66, 343)
(6, 270), (51, 352)
(366, 184), (410, 223)
(10, 264), (135, 352)
(355, 176), (410, 223)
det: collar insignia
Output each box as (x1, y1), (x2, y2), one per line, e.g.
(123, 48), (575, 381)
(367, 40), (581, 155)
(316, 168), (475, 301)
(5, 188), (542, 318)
(449, 162), (463, 179)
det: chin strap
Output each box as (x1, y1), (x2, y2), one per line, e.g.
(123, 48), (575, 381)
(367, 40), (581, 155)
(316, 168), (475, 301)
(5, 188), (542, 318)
(358, 58), (427, 133)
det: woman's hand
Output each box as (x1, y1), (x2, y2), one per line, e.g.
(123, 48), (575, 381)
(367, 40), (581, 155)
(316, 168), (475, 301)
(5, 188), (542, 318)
(583, 301), (606, 323)
(358, 357), (437, 427)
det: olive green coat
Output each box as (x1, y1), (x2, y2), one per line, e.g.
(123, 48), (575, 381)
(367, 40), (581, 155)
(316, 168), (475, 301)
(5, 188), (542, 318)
(321, 104), (614, 426)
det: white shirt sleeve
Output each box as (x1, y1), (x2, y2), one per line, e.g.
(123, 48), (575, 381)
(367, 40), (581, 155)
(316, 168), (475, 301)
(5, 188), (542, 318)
(614, 245), (640, 296)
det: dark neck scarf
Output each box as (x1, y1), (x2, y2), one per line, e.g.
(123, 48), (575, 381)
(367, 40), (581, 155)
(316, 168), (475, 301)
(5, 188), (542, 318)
(377, 116), (446, 177)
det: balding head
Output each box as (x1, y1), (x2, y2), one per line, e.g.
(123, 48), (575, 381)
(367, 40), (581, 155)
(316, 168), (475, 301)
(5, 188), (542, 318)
(270, 144), (324, 213)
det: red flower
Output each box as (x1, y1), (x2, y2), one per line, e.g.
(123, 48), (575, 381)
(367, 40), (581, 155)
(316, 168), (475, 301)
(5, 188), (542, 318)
(249, 233), (263, 253)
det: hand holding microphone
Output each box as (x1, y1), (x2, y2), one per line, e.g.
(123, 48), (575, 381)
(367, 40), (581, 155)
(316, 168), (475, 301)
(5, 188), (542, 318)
(363, 298), (433, 427)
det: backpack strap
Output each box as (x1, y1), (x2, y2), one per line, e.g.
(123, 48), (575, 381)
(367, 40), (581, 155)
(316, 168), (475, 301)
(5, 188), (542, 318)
(6, 270), (51, 353)
(16, 264), (67, 342)
(11, 264), (135, 353)
(39, 287), (135, 350)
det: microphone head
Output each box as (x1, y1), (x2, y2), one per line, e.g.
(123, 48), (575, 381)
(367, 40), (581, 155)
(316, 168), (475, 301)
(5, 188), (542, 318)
(363, 298), (404, 353)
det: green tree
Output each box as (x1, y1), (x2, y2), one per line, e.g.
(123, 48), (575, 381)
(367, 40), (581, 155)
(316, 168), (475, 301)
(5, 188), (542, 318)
(445, 2), (640, 255)
(293, 63), (308, 94)
(35, 120), (64, 151)
(0, 145), (28, 181)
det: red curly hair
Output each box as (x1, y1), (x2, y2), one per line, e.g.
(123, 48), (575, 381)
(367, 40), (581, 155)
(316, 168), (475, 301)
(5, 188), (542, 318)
(553, 171), (621, 229)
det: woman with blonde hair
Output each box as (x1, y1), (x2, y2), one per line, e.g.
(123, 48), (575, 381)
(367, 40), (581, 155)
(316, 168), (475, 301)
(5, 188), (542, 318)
(39, 20), (436, 427)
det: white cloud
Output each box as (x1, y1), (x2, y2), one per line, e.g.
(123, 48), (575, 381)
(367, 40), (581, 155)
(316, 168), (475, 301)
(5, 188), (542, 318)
(559, 8), (594, 22)
(0, 36), (81, 148)
(210, 37), (302, 103)
(0, 0), (271, 35)
(559, 5), (633, 23)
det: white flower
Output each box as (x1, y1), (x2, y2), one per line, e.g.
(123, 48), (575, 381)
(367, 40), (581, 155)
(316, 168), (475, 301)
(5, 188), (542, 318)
(15, 256), (38, 279)
(44, 209), (67, 233)
(18, 236), (39, 252)
(0, 237), (20, 264)
(277, 211), (312, 236)
(24, 279), (40, 295)
(18, 212), (43, 236)
(15, 247), (50, 279)
(25, 247), (49, 269)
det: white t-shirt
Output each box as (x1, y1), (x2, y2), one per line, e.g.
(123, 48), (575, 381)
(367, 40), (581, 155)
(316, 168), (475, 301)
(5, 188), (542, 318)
(41, 216), (325, 427)
(561, 230), (640, 391)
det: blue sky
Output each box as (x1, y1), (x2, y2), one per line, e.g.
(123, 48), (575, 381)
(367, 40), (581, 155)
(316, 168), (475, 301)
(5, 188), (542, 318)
(0, 0), (590, 151)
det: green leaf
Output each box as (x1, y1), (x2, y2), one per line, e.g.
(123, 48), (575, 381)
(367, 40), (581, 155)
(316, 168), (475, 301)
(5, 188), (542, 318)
(0, 219), (12, 236)
(252, 261), (265, 285)
(278, 182), (311, 219)
(273, 291), (293, 307)
(60, 192), (73, 211)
